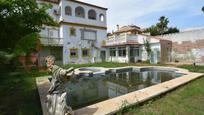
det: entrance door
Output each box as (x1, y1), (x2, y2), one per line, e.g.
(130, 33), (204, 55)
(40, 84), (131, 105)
(100, 51), (106, 62)
(129, 47), (139, 63)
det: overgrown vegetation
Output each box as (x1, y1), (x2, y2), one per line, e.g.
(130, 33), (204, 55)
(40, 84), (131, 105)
(0, 69), (47, 115)
(0, 0), (56, 71)
(0, 0), (56, 51)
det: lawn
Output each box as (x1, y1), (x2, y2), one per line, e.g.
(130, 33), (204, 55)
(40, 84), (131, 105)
(0, 62), (203, 115)
(124, 76), (204, 115)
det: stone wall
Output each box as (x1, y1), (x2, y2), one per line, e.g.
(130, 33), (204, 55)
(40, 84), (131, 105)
(158, 29), (204, 63)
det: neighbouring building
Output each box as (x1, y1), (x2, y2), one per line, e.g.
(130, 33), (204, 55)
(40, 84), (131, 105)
(158, 28), (204, 64)
(37, 0), (107, 66)
(102, 25), (172, 64)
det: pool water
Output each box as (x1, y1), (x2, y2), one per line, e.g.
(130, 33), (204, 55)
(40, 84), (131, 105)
(65, 69), (183, 109)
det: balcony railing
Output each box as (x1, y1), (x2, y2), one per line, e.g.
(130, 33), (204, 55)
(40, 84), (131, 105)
(105, 34), (138, 46)
(40, 37), (63, 46)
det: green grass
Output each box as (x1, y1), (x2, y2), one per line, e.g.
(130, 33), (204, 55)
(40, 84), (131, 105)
(124, 76), (204, 115)
(178, 65), (204, 73)
(62, 62), (167, 69)
(0, 63), (203, 115)
(0, 69), (47, 115)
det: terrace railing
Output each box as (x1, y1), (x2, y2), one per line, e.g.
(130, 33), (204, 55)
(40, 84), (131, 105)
(106, 33), (138, 46)
(40, 37), (63, 46)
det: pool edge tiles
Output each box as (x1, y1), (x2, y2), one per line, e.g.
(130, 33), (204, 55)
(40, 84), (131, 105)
(74, 69), (203, 115)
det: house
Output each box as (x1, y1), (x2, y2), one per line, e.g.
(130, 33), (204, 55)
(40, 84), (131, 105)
(158, 28), (204, 64)
(37, 0), (107, 66)
(102, 25), (172, 64)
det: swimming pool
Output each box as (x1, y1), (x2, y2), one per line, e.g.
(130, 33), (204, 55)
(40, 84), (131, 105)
(65, 67), (183, 109)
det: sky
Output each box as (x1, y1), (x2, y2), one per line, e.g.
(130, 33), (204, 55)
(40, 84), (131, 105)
(82, 0), (204, 32)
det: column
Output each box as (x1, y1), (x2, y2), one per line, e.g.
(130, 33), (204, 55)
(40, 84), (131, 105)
(126, 46), (130, 63)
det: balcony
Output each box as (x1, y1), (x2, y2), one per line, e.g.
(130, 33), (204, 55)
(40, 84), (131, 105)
(104, 33), (140, 47)
(40, 37), (63, 46)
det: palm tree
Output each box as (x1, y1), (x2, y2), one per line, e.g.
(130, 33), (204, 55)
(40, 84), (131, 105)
(157, 16), (169, 34)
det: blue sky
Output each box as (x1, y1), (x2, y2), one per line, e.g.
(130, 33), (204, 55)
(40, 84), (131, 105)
(82, 0), (204, 32)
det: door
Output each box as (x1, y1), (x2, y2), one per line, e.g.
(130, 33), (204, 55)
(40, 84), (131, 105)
(100, 51), (106, 62)
(129, 47), (140, 63)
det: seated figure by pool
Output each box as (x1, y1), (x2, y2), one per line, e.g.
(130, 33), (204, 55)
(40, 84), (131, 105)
(45, 56), (75, 115)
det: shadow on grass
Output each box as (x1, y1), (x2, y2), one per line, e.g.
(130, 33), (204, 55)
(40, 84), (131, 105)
(0, 69), (47, 115)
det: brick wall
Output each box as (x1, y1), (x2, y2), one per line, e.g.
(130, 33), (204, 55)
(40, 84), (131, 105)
(172, 39), (204, 62)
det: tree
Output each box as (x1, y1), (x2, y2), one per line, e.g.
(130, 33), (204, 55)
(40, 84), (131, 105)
(143, 39), (152, 62)
(202, 6), (204, 12)
(156, 16), (169, 34)
(144, 16), (179, 36)
(0, 0), (56, 52)
(164, 27), (179, 34)
(15, 33), (41, 56)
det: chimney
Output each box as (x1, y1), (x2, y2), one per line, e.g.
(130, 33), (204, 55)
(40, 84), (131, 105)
(116, 24), (120, 30)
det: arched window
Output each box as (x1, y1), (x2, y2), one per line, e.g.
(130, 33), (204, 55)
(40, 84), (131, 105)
(99, 14), (105, 22)
(88, 9), (96, 20)
(75, 6), (85, 18)
(65, 6), (72, 16)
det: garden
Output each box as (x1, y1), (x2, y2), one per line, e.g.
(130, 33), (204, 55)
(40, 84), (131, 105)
(0, 62), (204, 115)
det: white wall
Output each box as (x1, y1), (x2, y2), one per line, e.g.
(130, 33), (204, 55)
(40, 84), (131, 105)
(158, 29), (204, 43)
(62, 25), (107, 64)
(60, 0), (107, 27)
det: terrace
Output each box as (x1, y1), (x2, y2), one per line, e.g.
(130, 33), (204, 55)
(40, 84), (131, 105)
(39, 37), (63, 46)
(104, 33), (140, 47)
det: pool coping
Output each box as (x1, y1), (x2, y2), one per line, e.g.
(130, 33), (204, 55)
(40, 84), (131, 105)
(36, 66), (204, 115)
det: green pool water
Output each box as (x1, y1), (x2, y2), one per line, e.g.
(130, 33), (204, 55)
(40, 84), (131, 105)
(65, 69), (183, 109)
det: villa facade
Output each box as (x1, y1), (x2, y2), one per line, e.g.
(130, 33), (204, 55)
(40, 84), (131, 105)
(102, 25), (172, 64)
(37, 0), (107, 66)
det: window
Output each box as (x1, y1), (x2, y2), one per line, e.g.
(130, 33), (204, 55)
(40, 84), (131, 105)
(75, 6), (85, 18)
(81, 29), (97, 41)
(130, 47), (139, 57)
(70, 48), (78, 58)
(136, 49), (140, 56)
(65, 6), (72, 16)
(88, 9), (96, 20)
(70, 27), (76, 36)
(82, 49), (90, 57)
(99, 14), (105, 22)
(48, 29), (59, 38)
(49, 31), (54, 37)
(110, 48), (116, 57)
(118, 47), (126, 57)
